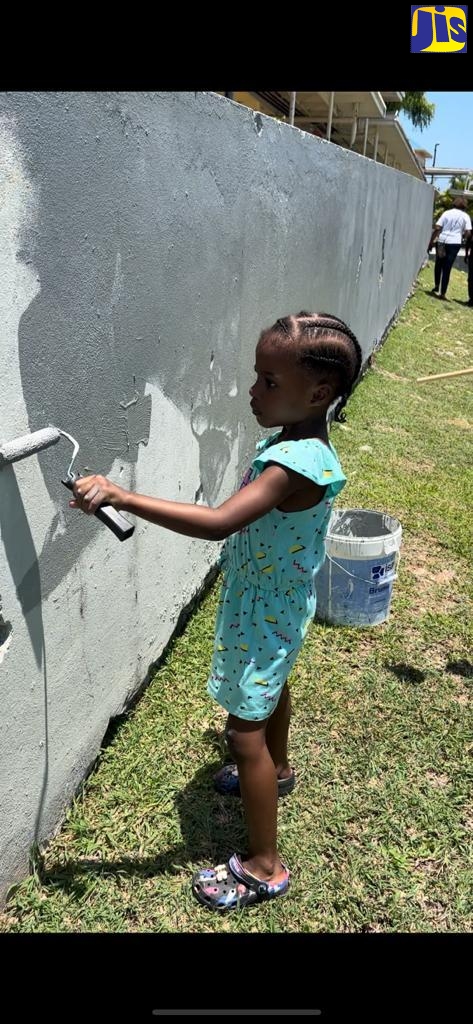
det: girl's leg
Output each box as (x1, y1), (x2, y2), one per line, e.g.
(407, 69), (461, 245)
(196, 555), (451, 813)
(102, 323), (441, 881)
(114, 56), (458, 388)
(226, 714), (286, 882)
(224, 683), (292, 780)
(265, 682), (292, 779)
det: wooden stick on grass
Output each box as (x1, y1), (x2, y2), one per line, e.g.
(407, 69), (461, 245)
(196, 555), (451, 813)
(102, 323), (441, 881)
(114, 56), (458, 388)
(417, 367), (473, 383)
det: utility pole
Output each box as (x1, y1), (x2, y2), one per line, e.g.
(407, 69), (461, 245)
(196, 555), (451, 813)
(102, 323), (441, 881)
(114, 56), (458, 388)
(431, 143), (439, 184)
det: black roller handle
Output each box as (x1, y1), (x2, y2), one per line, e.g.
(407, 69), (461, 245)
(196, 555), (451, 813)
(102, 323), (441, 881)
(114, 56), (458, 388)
(62, 472), (135, 542)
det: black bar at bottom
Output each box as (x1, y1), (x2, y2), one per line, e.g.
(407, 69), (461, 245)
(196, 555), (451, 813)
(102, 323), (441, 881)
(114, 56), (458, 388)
(152, 1012), (322, 1017)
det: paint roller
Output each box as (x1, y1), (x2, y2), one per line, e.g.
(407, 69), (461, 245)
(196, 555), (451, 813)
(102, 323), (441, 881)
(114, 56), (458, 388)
(0, 427), (134, 542)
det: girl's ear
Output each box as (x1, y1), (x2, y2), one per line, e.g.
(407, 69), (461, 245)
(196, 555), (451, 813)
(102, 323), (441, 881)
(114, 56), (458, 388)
(310, 383), (335, 405)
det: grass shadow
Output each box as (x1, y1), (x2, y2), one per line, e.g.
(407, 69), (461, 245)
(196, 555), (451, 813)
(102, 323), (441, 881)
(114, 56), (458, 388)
(446, 659), (472, 679)
(385, 662), (426, 685)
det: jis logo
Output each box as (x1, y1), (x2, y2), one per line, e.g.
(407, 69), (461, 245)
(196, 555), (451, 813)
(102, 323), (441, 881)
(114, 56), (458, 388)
(410, 5), (468, 51)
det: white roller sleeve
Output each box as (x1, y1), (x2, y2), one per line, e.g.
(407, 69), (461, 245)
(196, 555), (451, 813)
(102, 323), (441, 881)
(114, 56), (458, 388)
(0, 427), (61, 465)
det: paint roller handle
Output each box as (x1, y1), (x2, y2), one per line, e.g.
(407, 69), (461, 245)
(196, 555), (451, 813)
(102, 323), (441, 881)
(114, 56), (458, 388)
(94, 502), (135, 542)
(62, 474), (135, 542)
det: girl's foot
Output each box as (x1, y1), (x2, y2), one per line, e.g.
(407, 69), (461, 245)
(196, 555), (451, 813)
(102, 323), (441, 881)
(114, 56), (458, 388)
(192, 853), (290, 911)
(242, 856), (288, 887)
(213, 762), (296, 797)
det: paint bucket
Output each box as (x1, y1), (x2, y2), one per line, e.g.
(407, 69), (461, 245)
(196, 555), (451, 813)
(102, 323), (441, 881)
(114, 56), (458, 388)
(315, 509), (402, 627)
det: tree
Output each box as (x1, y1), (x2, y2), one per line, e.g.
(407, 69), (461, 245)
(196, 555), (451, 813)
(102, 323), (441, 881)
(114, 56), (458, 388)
(449, 175), (471, 192)
(387, 92), (435, 131)
(433, 177), (473, 222)
(433, 192), (453, 222)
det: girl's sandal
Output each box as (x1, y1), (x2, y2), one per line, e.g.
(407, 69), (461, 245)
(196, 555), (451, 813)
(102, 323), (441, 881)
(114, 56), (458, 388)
(213, 762), (296, 797)
(192, 853), (290, 911)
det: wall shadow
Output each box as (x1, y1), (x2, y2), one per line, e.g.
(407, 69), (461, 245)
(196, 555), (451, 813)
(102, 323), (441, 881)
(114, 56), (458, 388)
(0, 467), (50, 845)
(28, 758), (246, 905)
(4, 93), (241, 602)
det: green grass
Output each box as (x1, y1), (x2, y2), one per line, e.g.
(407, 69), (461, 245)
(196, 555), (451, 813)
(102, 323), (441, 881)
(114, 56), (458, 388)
(2, 264), (472, 933)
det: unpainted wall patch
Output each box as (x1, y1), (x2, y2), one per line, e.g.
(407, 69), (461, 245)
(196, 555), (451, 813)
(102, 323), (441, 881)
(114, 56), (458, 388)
(379, 229), (386, 286)
(0, 603), (12, 664)
(254, 113), (263, 136)
(356, 246), (363, 283)
(120, 387), (152, 452)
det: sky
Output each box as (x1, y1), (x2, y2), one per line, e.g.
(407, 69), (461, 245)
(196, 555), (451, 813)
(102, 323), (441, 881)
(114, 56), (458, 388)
(399, 92), (472, 191)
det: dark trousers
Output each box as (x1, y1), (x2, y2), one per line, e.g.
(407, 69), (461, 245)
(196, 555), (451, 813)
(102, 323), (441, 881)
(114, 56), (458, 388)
(434, 243), (460, 295)
(468, 255), (473, 302)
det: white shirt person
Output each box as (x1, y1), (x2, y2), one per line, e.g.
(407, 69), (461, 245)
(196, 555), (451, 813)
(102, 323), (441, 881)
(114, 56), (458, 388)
(428, 197), (472, 299)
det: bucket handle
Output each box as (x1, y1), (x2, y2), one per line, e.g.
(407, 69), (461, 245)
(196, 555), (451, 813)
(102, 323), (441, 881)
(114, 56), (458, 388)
(324, 553), (398, 585)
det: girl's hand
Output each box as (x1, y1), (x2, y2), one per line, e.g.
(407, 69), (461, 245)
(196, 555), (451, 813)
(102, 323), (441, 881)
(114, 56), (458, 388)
(69, 475), (129, 514)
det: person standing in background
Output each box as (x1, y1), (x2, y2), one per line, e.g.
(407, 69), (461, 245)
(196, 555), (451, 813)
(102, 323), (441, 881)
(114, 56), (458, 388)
(464, 229), (473, 307)
(428, 197), (472, 300)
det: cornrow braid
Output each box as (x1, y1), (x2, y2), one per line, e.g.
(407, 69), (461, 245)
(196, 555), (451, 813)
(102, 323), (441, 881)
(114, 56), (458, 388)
(308, 313), (363, 421)
(276, 317), (293, 338)
(265, 310), (363, 422)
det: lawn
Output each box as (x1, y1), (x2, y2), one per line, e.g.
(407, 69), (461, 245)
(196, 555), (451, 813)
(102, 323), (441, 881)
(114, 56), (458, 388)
(2, 264), (472, 933)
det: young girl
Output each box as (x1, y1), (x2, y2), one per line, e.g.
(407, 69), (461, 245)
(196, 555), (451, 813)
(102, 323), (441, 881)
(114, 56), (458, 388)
(70, 310), (362, 912)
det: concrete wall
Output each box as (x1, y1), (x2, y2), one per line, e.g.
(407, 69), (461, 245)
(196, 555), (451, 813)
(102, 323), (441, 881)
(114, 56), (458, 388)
(0, 91), (434, 903)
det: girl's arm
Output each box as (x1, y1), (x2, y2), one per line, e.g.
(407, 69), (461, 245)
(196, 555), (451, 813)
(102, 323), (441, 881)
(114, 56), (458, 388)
(69, 466), (324, 541)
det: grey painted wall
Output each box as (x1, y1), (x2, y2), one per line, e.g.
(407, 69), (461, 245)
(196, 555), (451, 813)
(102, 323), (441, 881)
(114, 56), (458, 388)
(0, 92), (434, 903)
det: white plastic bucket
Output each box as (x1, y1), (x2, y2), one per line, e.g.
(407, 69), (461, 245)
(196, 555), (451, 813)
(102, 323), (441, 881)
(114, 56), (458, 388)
(315, 509), (402, 627)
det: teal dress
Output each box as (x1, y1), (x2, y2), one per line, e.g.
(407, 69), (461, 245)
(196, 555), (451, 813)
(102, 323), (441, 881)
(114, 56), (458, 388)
(207, 432), (347, 721)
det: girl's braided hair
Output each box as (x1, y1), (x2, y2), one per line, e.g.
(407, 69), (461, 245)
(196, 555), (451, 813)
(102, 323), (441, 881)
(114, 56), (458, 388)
(260, 310), (363, 422)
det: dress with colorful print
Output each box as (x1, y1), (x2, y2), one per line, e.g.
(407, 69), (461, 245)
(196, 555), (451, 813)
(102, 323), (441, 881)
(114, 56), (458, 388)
(207, 432), (347, 721)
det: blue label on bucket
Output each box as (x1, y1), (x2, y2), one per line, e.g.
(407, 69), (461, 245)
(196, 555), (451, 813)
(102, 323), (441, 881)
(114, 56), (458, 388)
(371, 560), (394, 581)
